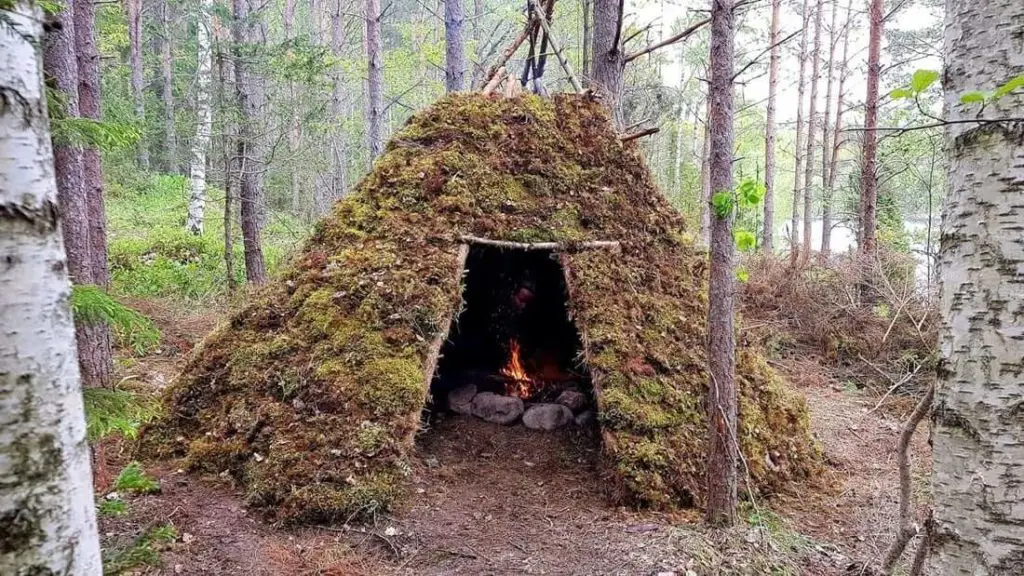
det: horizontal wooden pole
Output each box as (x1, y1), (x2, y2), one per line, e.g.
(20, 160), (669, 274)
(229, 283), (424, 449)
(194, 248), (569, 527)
(458, 235), (620, 251)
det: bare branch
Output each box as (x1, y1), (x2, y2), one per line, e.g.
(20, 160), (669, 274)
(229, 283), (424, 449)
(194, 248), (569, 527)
(625, 17), (709, 63)
(620, 126), (659, 142)
(732, 28), (801, 81)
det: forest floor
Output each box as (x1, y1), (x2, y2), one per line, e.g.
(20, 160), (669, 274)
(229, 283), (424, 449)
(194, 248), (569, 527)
(98, 297), (931, 575)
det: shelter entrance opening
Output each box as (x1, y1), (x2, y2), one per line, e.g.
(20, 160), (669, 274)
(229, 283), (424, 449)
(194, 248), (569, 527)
(428, 245), (595, 430)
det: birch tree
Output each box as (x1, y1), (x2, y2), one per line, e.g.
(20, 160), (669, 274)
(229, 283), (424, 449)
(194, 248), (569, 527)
(186, 0), (214, 234)
(705, 0), (737, 528)
(0, 4), (102, 571)
(928, 0), (1024, 571)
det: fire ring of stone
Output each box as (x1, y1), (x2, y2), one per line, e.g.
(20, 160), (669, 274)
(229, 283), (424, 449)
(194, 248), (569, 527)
(470, 392), (525, 425)
(522, 403), (574, 430)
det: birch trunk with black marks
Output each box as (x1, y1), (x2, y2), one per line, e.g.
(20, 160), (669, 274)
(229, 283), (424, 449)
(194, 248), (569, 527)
(928, 0), (1024, 572)
(186, 0), (214, 234)
(365, 0), (384, 161)
(158, 0), (177, 172)
(801, 0), (823, 262)
(444, 0), (466, 92)
(0, 6), (102, 571)
(75, 0), (114, 388)
(858, 0), (882, 255)
(126, 0), (148, 169)
(789, 0), (809, 260)
(233, 0), (268, 284)
(761, 0), (780, 253)
(705, 0), (737, 528)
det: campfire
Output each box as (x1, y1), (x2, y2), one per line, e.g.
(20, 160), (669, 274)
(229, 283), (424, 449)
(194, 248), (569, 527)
(502, 339), (539, 398)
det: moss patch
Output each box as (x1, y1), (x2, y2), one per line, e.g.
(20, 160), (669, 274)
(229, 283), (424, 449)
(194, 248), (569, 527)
(146, 94), (819, 523)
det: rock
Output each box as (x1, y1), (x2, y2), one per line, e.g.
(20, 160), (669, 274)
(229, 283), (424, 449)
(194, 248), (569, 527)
(522, 403), (573, 430)
(471, 392), (524, 425)
(447, 384), (478, 415)
(556, 389), (587, 412)
(574, 410), (596, 426)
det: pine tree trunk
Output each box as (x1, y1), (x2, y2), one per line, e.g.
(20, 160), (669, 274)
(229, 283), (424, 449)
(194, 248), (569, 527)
(858, 0), (882, 255)
(126, 0), (149, 169)
(789, 0), (809, 261)
(589, 0), (625, 126)
(929, 1), (1024, 571)
(328, 0), (348, 210)
(75, 0), (114, 388)
(187, 0), (214, 234)
(233, 0), (268, 284)
(822, 0), (852, 259)
(217, 29), (238, 292)
(365, 0), (384, 161)
(817, 0), (836, 263)
(444, 0), (466, 92)
(44, 0), (91, 284)
(801, 0), (823, 262)
(158, 0), (177, 173)
(0, 6), (102, 571)
(705, 0), (737, 528)
(761, 0), (780, 253)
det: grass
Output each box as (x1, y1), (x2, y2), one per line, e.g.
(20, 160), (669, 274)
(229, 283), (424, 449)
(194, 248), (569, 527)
(113, 461), (160, 494)
(83, 388), (160, 442)
(102, 522), (178, 574)
(98, 497), (129, 517)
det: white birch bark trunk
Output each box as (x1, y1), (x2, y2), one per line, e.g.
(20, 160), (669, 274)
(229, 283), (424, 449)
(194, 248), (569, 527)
(0, 5), (102, 573)
(186, 0), (214, 235)
(929, 0), (1024, 572)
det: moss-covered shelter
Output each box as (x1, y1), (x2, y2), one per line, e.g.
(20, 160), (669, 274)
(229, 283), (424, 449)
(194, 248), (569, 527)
(149, 93), (819, 523)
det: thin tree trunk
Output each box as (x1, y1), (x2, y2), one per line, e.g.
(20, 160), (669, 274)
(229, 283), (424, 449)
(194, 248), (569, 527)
(801, 0), (823, 262)
(761, 0), (780, 253)
(75, 0), (114, 388)
(817, 0), (836, 263)
(470, 0), (484, 88)
(789, 0), (810, 262)
(216, 25), (238, 292)
(158, 0), (177, 172)
(930, 1), (1024, 571)
(187, 0), (214, 234)
(858, 0), (882, 255)
(233, 0), (268, 284)
(126, 0), (149, 169)
(444, 0), (466, 91)
(284, 0), (301, 213)
(699, 94), (711, 247)
(0, 5), (102, 571)
(822, 0), (852, 259)
(365, 0), (384, 161)
(44, 0), (90, 284)
(705, 0), (737, 528)
(328, 0), (348, 210)
(590, 0), (625, 126)
(581, 0), (591, 79)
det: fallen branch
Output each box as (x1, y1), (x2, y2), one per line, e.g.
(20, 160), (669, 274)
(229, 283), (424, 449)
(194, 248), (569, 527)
(459, 236), (620, 251)
(620, 127), (659, 142)
(531, 0), (583, 92)
(880, 383), (934, 574)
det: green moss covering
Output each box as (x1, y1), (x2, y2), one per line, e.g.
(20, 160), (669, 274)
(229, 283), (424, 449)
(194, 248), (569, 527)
(146, 94), (820, 523)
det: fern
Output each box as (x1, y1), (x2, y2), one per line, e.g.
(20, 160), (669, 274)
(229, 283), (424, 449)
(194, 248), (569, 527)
(82, 388), (159, 442)
(71, 285), (160, 354)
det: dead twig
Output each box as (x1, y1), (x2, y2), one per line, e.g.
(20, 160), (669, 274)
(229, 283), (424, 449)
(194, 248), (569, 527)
(459, 235), (620, 251)
(620, 127), (660, 142)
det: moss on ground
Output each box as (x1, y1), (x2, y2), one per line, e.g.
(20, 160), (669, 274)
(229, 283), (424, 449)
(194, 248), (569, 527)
(146, 93), (820, 523)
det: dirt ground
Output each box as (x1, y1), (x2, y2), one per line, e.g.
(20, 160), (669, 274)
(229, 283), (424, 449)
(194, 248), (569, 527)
(99, 301), (931, 575)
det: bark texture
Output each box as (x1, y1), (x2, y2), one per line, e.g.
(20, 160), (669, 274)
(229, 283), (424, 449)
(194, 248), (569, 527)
(801, 0), (823, 261)
(822, 0), (852, 259)
(126, 0), (149, 169)
(0, 6), (102, 571)
(858, 0), (882, 255)
(233, 0), (268, 284)
(187, 0), (214, 234)
(789, 0), (809, 259)
(365, 0), (384, 160)
(698, 94), (711, 247)
(589, 0), (625, 126)
(158, 0), (177, 172)
(817, 0), (836, 262)
(285, 0), (301, 212)
(444, 0), (466, 92)
(327, 0), (349, 210)
(761, 0), (780, 252)
(705, 0), (737, 528)
(929, 0), (1024, 572)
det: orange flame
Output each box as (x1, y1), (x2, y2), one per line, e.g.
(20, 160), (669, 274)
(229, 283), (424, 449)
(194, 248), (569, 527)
(502, 340), (534, 398)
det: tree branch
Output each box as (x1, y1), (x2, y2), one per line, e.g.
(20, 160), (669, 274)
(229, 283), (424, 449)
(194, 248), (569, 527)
(625, 17), (709, 63)
(620, 126), (659, 142)
(732, 28), (801, 81)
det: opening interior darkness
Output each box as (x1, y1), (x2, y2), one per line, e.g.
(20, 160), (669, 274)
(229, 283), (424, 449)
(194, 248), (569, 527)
(429, 245), (593, 412)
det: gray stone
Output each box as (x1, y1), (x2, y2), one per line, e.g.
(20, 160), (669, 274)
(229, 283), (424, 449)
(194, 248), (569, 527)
(556, 389), (587, 412)
(448, 384), (478, 415)
(574, 410), (596, 427)
(522, 403), (574, 430)
(471, 392), (524, 425)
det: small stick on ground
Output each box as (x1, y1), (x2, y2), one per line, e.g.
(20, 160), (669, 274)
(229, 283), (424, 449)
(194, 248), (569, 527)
(880, 383), (934, 573)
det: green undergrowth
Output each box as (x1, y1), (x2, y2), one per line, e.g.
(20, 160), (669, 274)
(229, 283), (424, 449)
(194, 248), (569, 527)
(102, 522), (177, 574)
(105, 169), (307, 301)
(146, 94), (821, 524)
(72, 285), (161, 354)
(113, 461), (160, 494)
(83, 387), (160, 442)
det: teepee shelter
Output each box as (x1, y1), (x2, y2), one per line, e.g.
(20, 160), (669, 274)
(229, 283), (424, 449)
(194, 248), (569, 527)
(150, 94), (819, 523)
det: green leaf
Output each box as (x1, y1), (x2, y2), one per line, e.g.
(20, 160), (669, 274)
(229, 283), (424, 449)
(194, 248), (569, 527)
(910, 69), (940, 93)
(889, 88), (914, 100)
(959, 91), (987, 104)
(993, 73), (1024, 99)
(711, 191), (734, 219)
(736, 178), (765, 208)
(734, 229), (757, 252)
(735, 267), (750, 283)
